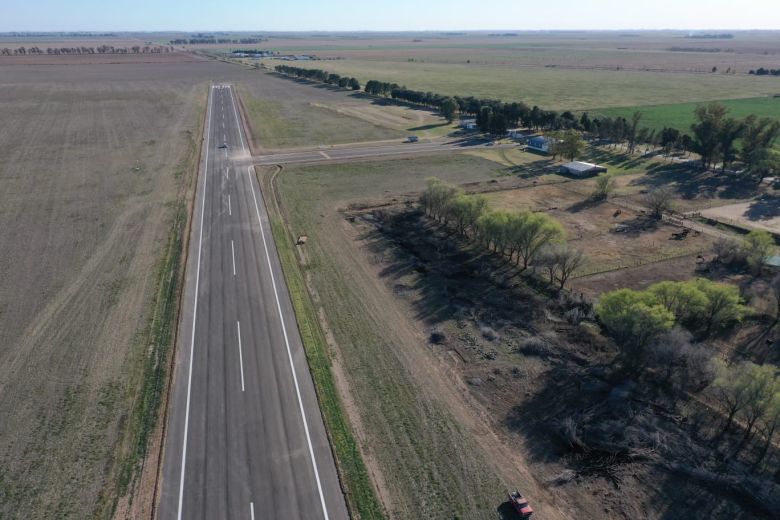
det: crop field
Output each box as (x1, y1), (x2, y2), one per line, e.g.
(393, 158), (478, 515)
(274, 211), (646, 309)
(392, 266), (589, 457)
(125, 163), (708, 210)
(238, 72), (447, 150)
(594, 96), (780, 132)
(0, 58), (257, 518)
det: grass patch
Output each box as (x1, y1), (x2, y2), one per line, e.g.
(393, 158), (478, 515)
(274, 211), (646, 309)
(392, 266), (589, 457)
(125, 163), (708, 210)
(241, 88), (404, 149)
(260, 165), (385, 518)
(593, 96), (780, 132)
(268, 213), (385, 520)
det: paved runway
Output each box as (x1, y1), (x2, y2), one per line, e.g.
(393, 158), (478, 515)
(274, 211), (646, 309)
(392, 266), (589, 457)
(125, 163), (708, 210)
(158, 84), (348, 520)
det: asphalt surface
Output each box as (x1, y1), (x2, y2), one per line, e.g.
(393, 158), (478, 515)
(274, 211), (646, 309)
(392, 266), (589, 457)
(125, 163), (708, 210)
(158, 84), (348, 520)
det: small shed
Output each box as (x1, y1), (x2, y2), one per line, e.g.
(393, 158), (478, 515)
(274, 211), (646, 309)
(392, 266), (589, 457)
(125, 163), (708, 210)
(559, 161), (608, 177)
(527, 136), (553, 153)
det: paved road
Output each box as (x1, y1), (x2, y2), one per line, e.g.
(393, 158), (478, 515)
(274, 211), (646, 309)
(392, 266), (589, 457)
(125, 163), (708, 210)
(158, 84), (348, 520)
(248, 138), (512, 166)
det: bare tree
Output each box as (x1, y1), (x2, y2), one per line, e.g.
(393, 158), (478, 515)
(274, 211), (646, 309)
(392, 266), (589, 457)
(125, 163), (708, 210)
(644, 186), (674, 218)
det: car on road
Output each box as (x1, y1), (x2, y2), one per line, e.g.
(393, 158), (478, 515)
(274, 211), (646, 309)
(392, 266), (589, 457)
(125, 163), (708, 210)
(406, 135), (419, 143)
(218, 143), (228, 149)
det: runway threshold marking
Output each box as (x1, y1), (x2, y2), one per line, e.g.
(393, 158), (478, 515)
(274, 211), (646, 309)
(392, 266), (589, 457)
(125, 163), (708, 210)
(237, 321), (245, 392)
(177, 84), (214, 520)
(246, 165), (330, 520)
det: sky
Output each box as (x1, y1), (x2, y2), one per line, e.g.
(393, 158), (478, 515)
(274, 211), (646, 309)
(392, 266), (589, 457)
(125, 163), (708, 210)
(3, 0), (780, 32)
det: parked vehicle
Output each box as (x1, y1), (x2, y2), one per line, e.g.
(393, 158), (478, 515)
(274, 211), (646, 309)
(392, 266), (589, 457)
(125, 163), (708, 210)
(508, 490), (533, 518)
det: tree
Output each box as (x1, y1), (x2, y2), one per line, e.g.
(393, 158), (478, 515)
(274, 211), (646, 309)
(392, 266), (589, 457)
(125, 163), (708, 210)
(348, 77), (361, 90)
(545, 244), (584, 289)
(440, 97), (458, 122)
(597, 288), (675, 369)
(769, 275), (780, 319)
(420, 178), (461, 222)
(754, 390), (780, 466)
(713, 360), (764, 438)
(648, 280), (708, 324)
(626, 111), (642, 154)
(558, 129), (585, 161)
(741, 115), (780, 173)
(447, 195), (487, 236)
(718, 117), (745, 172)
(477, 210), (511, 253)
(694, 278), (744, 335)
(734, 364), (778, 455)
(742, 229), (774, 275)
(691, 102), (728, 169)
(643, 186), (674, 218)
(513, 212), (565, 269)
(591, 174), (615, 201)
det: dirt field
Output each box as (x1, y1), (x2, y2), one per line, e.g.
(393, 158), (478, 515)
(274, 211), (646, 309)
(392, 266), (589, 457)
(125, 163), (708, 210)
(700, 198), (780, 233)
(483, 182), (715, 277)
(0, 58), (260, 518)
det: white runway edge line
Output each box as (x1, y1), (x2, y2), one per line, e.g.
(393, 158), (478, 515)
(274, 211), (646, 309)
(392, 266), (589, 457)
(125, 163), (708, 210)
(237, 321), (245, 392)
(246, 163), (330, 520)
(177, 84), (213, 520)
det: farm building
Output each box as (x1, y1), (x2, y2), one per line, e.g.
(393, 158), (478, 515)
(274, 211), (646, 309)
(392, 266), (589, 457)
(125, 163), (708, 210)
(507, 129), (526, 139)
(459, 118), (477, 130)
(527, 136), (553, 153)
(559, 161), (608, 176)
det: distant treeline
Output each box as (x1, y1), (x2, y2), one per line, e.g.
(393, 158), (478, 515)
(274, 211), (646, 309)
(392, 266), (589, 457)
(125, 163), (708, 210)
(170, 38), (265, 45)
(0, 31), (117, 37)
(274, 64), (361, 90)
(685, 33), (734, 39)
(749, 68), (780, 76)
(0, 45), (173, 56)
(668, 47), (731, 53)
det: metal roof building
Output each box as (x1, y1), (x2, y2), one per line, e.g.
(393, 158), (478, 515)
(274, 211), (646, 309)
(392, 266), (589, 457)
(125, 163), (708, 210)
(559, 161), (608, 177)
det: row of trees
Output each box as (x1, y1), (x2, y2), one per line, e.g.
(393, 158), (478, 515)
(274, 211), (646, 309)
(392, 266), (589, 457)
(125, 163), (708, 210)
(0, 45), (172, 56)
(689, 104), (780, 173)
(586, 105), (780, 176)
(420, 178), (584, 289)
(273, 65), (360, 90)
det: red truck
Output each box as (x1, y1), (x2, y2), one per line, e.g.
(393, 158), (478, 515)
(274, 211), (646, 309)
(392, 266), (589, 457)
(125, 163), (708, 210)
(508, 490), (534, 518)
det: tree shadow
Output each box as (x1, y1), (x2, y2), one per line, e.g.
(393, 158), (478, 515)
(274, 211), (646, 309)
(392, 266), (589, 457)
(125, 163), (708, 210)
(744, 195), (780, 221)
(634, 164), (757, 202)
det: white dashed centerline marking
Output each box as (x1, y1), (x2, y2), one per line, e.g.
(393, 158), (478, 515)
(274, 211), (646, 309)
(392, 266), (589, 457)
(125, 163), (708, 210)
(228, 194), (232, 215)
(236, 321), (245, 392)
(231, 240), (236, 276)
(250, 502), (255, 520)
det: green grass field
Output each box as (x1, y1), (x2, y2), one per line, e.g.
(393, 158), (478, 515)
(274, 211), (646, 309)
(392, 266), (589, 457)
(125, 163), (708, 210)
(267, 59), (779, 111)
(593, 96), (780, 132)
